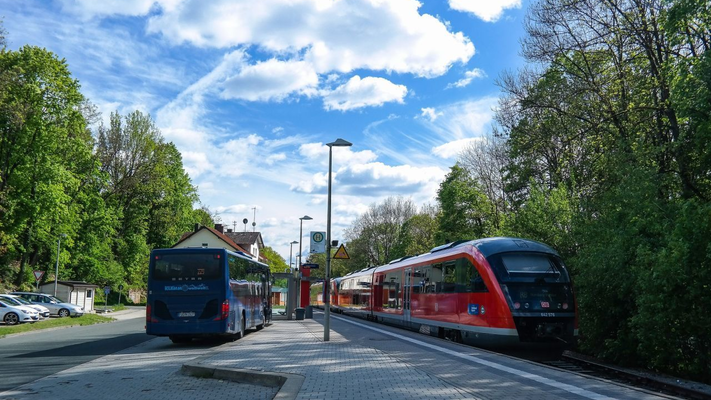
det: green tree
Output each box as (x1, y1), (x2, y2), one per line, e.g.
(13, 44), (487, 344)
(391, 204), (438, 259)
(95, 111), (197, 287)
(344, 196), (416, 268)
(0, 45), (98, 287)
(436, 164), (497, 244)
(261, 246), (288, 275)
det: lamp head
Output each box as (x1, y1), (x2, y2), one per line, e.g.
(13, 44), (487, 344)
(327, 138), (352, 148)
(290, 240), (299, 244)
(300, 215), (313, 221)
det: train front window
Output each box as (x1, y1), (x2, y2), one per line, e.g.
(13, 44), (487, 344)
(492, 253), (570, 283)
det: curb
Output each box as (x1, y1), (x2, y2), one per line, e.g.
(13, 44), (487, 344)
(181, 363), (304, 400)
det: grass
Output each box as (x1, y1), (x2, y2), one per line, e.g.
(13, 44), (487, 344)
(0, 314), (115, 338)
(94, 303), (127, 312)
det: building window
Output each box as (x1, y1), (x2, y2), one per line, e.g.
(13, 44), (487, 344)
(87, 289), (92, 298)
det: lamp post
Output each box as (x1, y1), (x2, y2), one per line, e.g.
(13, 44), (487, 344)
(296, 215), (312, 308)
(324, 138), (352, 341)
(288, 240), (298, 272)
(54, 233), (67, 297)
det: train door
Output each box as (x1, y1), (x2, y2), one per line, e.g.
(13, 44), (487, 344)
(403, 268), (412, 323)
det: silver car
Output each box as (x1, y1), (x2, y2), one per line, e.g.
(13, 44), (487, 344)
(0, 294), (51, 319)
(0, 299), (39, 324)
(11, 292), (84, 317)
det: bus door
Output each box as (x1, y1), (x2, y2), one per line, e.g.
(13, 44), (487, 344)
(404, 268), (412, 323)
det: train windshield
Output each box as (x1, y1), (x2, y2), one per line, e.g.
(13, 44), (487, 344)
(489, 252), (570, 283)
(151, 253), (223, 281)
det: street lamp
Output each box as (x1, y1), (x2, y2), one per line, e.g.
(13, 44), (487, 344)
(324, 138), (352, 341)
(297, 216), (312, 271)
(288, 240), (298, 272)
(296, 215), (312, 308)
(54, 233), (67, 297)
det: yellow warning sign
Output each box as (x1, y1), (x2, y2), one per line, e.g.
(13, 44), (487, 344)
(333, 244), (350, 260)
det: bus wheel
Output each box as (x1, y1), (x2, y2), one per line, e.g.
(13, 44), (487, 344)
(238, 313), (246, 339)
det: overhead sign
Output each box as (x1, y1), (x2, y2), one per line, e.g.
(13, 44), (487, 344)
(33, 270), (45, 282)
(310, 231), (326, 254)
(301, 263), (319, 269)
(333, 244), (350, 260)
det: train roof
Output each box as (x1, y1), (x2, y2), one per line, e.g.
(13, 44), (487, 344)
(337, 237), (559, 280)
(467, 237), (559, 258)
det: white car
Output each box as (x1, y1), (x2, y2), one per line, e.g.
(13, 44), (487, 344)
(0, 294), (51, 319)
(0, 299), (40, 325)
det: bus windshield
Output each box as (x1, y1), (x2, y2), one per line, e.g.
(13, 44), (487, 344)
(152, 253), (222, 281)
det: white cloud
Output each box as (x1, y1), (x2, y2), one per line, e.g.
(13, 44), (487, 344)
(323, 76), (407, 111)
(419, 97), (498, 141)
(221, 59), (319, 101)
(421, 107), (443, 122)
(448, 0), (522, 22)
(266, 153), (287, 165)
(298, 143), (378, 166)
(136, 0), (473, 78)
(447, 68), (487, 88)
(432, 137), (485, 159)
(293, 161), (446, 197)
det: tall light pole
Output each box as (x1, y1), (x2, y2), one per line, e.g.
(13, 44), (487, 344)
(324, 138), (352, 341)
(288, 240), (298, 272)
(54, 233), (67, 297)
(297, 216), (312, 271)
(296, 215), (312, 309)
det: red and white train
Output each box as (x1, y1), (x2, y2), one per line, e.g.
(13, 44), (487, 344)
(311, 237), (578, 349)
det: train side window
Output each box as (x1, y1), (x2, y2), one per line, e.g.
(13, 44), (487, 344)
(383, 271), (401, 309)
(442, 262), (456, 293)
(456, 258), (488, 293)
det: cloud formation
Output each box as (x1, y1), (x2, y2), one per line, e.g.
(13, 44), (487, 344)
(323, 76), (408, 111)
(421, 107), (443, 122)
(222, 59), (319, 101)
(447, 68), (487, 89)
(448, 0), (522, 22)
(63, 0), (475, 110)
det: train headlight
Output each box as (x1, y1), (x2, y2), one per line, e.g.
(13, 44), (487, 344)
(513, 302), (521, 310)
(562, 303), (569, 310)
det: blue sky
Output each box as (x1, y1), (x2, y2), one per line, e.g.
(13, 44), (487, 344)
(2, 0), (528, 262)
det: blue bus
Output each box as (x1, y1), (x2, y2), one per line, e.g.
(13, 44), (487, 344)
(146, 247), (272, 343)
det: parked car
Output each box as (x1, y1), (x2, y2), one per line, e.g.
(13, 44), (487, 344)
(0, 299), (40, 325)
(10, 292), (84, 317)
(0, 294), (51, 319)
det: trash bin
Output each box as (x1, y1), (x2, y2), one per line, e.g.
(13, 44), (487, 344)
(305, 305), (313, 319)
(295, 307), (305, 320)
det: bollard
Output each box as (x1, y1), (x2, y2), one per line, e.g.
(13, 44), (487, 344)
(295, 307), (305, 320)
(305, 305), (313, 319)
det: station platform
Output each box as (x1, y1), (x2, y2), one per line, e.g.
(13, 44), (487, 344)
(183, 311), (677, 400)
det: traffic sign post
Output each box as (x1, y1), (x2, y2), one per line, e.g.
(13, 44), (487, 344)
(104, 286), (110, 313)
(310, 231), (326, 254)
(33, 270), (45, 290)
(117, 284), (123, 306)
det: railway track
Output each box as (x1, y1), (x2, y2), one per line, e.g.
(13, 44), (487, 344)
(537, 353), (711, 400)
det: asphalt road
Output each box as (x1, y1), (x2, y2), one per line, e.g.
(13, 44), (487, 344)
(0, 316), (153, 392)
